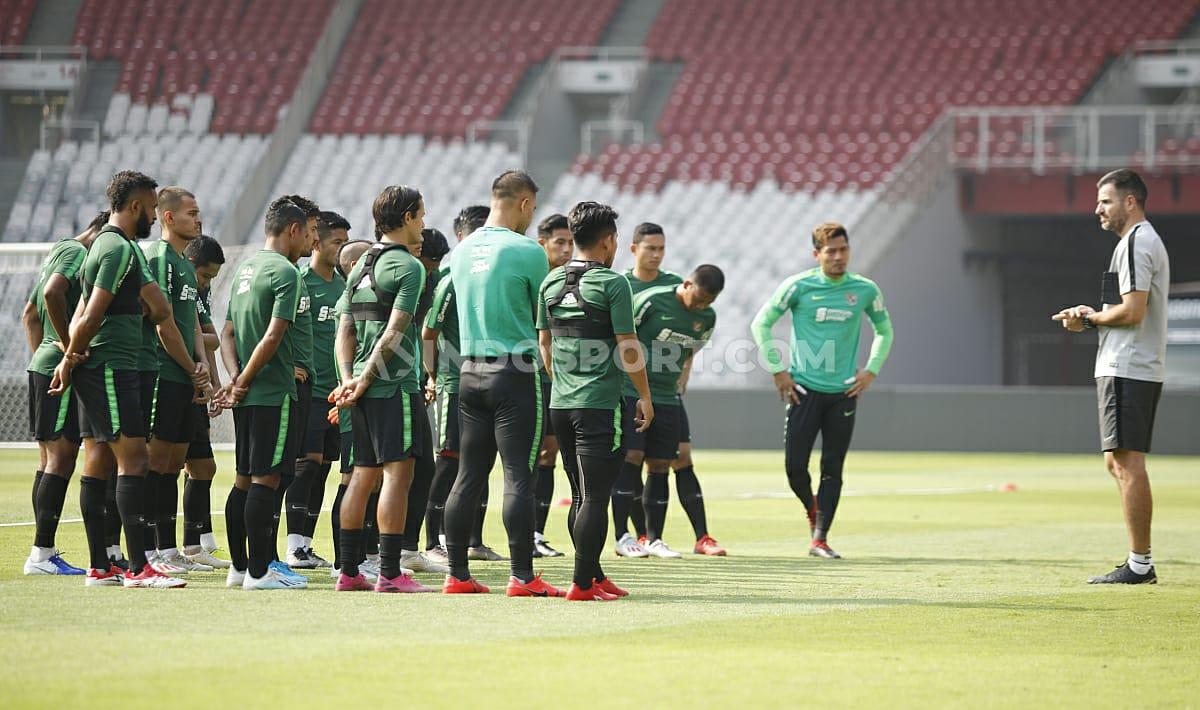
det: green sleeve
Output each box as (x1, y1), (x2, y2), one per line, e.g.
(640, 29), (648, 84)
(56, 246), (86, 280)
(864, 284), (894, 375)
(424, 277), (451, 330)
(93, 239), (135, 294)
(751, 276), (799, 374)
(150, 250), (170, 295)
(392, 257), (423, 314)
(535, 277), (550, 330)
(608, 274), (635, 335)
(335, 291), (349, 317)
(271, 265), (301, 321)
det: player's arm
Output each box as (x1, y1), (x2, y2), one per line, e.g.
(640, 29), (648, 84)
(142, 282), (205, 388)
(49, 285), (114, 394)
(610, 276), (653, 430)
(358, 307), (414, 387)
(42, 273), (73, 353)
(231, 316), (290, 403)
(538, 328), (553, 381)
(848, 286), (894, 398)
(421, 324), (440, 381)
(678, 352), (694, 395)
(22, 298), (42, 353)
(751, 277), (801, 403)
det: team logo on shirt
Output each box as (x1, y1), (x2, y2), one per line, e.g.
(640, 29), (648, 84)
(845, 294), (858, 306)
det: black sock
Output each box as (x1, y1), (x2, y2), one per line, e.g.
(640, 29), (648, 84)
(630, 472), (646, 537)
(115, 475), (148, 573)
(572, 455), (621, 588)
(403, 452), (434, 552)
(225, 486), (248, 571)
(79, 476), (109, 570)
(534, 465), (554, 534)
(182, 478), (211, 547)
(304, 462), (332, 540)
(270, 473), (293, 561)
(245, 483), (276, 578)
(674, 466), (708, 539)
(364, 492), (379, 556)
(469, 479), (488, 548)
(643, 472), (669, 541)
(331, 482), (347, 568)
(786, 467), (816, 521)
(814, 467), (844, 541)
(33, 473), (69, 549)
(141, 472), (160, 555)
(156, 472), (179, 550)
(104, 474), (121, 548)
(287, 459), (318, 539)
(380, 533), (405, 579)
(425, 455), (456, 547)
(340, 528), (362, 578)
(32, 470), (43, 516)
(611, 461), (641, 540)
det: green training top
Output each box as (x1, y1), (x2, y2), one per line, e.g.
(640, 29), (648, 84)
(134, 243), (162, 372)
(624, 267), (683, 296)
(751, 268), (894, 394)
(621, 284), (716, 404)
(344, 243), (425, 398)
(423, 273), (461, 394)
(225, 249), (302, 407)
(302, 266), (346, 401)
(448, 226), (548, 357)
(146, 239), (200, 384)
(537, 263), (636, 410)
(80, 226), (152, 371)
(27, 238), (87, 377)
(196, 287), (212, 328)
(293, 275), (313, 378)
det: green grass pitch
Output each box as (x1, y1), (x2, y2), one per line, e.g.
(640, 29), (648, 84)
(1, 448), (1198, 708)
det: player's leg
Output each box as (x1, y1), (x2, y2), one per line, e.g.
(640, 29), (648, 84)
(301, 425), (338, 567)
(809, 393), (855, 559)
(613, 396), (649, 557)
(26, 372), (85, 575)
(79, 439), (120, 585)
(443, 362), (499, 590)
(138, 372), (160, 567)
(672, 404), (724, 556)
(182, 446), (228, 568)
(425, 390), (458, 559)
(398, 396), (447, 574)
(147, 381), (207, 573)
(330, 427), (353, 573)
(467, 478), (506, 559)
(565, 407), (627, 601)
(641, 402), (682, 558)
(287, 394), (327, 567)
(533, 376), (562, 557)
(784, 392), (822, 537)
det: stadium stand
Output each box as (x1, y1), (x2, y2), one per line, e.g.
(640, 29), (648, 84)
(0, 0), (36, 48)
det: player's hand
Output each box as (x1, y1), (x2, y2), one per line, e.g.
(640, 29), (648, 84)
(48, 360), (72, 396)
(424, 379), (436, 405)
(222, 378), (248, 406)
(326, 406), (340, 426)
(193, 383), (212, 405)
(845, 370), (876, 398)
(294, 366), (309, 383)
(1052, 304), (1094, 332)
(334, 378), (369, 408)
(634, 398), (654, 433)
(190, 361), (210, 389)
(207, 397), (223, 417)
(65, 350), (88, 367)
(773, 371), (801, 404)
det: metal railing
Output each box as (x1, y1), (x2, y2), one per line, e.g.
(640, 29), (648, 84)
(581, 119), (645, 155)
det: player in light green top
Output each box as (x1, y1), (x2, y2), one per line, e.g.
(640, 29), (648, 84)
(442, 170), (559, 596)
(218, 197), (310, 589)
(21, 210), (109, 577)
(751, 222), (895, 559)
(143, 186), (213, 574)
(620, 265), (724, 559)
(537, 200), (653, 600)
(332, 185), (431, 591)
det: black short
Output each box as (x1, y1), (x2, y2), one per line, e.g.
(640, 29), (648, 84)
(436, 389), (461, 454)
(540, 377), (555, 438)
(292, 379), (312, 458)
(339, 428), (354, 474)
(304, 396), (340, 460)
(151, 378), (205, 444)
(28, 371), (81, 443)
(233, 400), (298, 476)
(139, 371), (157, 436)
(679, 399), (691, 444)
(75, 365), (146, 442)
(186, 416), (213, 460)
(622, 396), (682, 460)
(551, 407), (625, 460)
(352, 392), (425, 467)
(1097, 376), (1163, 453)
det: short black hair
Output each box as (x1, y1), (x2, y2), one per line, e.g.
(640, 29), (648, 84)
(106, 170), (158, 211)
(265, 197), (307, 237)
(1098, 169), (1148, 208)
(632, 222), (664, 244)
(420, 228), (451, 260)
(337, 239), (374, 278)
(453, 204), (489, 236)
(185, 235), (226, 267)
(537, 213), (569, 239)
(567, 201), (618, 250)
(491, 170), (538, 200)
(320, 210), (351, 231)
(691, 264), (725, 295)
(86, 210), (111, 231)
(373, 185), (422, 235)
(284, 194), (321, 218)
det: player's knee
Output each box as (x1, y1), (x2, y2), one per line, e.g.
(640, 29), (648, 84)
(625, 450), (644, 466)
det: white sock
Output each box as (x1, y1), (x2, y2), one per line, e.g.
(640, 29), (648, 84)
(303, 536), (313, 549)
(107, 545), (121, 559)
(366, 553), (380, 563)
(160, 547), (178, 559)
(287, 534), (305, 552)
(200, 532), (218, 552)
(534, 531), (545, 543)
(1128, 550), (1153, 575)
(30, 546), (53, 563)
(438, 533), (446, 547)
